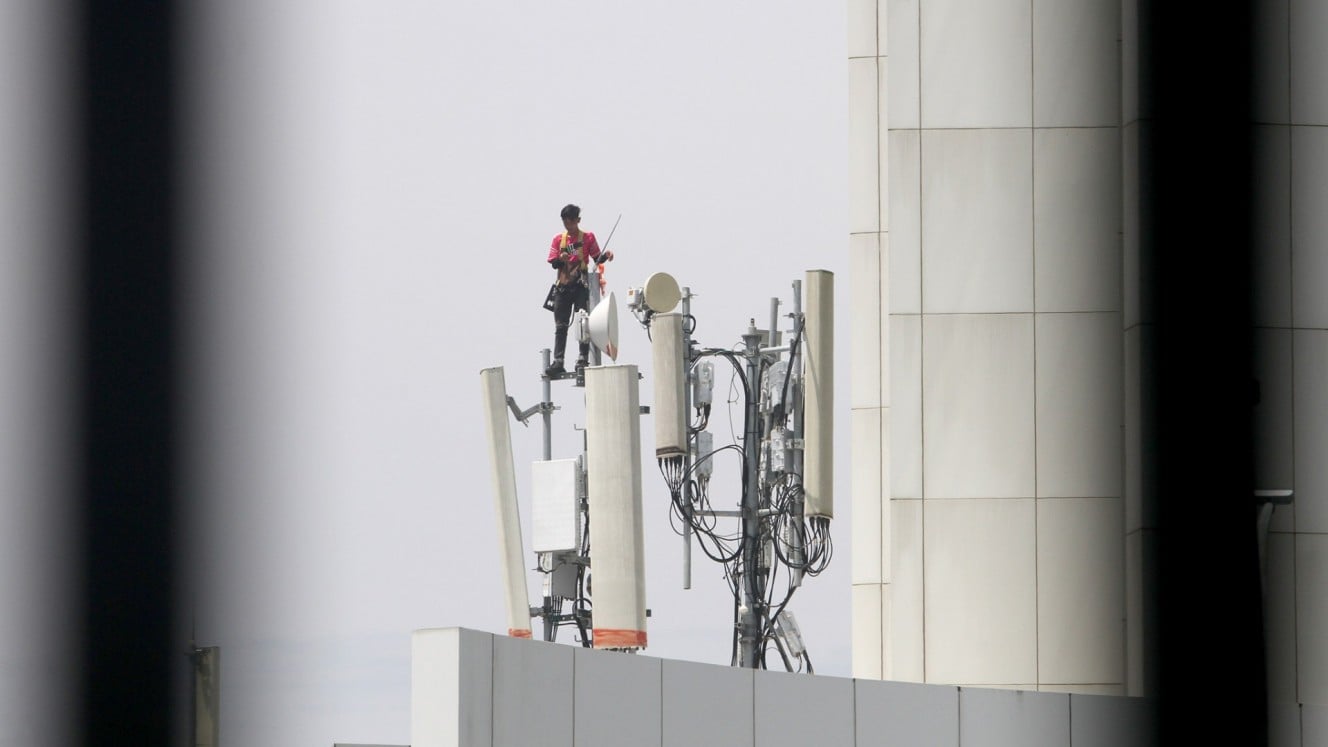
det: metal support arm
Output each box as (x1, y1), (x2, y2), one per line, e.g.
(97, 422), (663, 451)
(507, 395), (554, 426)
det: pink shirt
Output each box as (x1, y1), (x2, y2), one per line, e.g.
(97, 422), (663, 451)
(547, 231), (601, 285)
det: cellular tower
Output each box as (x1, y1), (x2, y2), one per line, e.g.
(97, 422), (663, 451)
(482, 260), (835, 670)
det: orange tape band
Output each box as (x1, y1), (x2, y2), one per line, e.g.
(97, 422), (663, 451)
(592, 628), (647, 648)
(508, 629), (532, 639)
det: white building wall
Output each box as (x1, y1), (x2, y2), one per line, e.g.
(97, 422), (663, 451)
(847, 0), (889, 681)
(1118, 0), (1169, 700)
(411, 628), (1158, 747)
(850, 0), (1126, 693)
(1254, 0), (1328, 717)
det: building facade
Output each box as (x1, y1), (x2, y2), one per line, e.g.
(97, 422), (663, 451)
(848, 0), (1328, 724)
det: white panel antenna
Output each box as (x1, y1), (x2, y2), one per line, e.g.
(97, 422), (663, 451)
(531, 459), (581, 553)
(802, 270), (834, 519)
(585, 365), (648, 650)
(479, 367), (533, 638)
(650, 313), (687, 457)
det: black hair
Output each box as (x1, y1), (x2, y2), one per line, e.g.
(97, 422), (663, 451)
(560, 203), (581, 220)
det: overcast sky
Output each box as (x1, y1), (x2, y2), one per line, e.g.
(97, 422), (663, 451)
(4, 2), (850, 745)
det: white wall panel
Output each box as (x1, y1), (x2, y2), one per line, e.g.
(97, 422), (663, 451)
(1254, 125), (1293, 328)
(888, 130), (922, 314)
(573, 647), (661, 747)
(417, 628), (1196, 747)
(850, 58), (881, 234)
(1298, 533), (1328, 704)
(924, 499), (1037, 685)
(958, 687), (1069, 747)
(920, 0), (1032, 128)
(1124, 529), (1155, 696)
(1265, 532), (1298, 705)
(888, 0), (920, 128)
(922, 314), (1035, 499)
(1035, 313), (1122, 498)
(1068, 694), (1158, 747)
(855, 679), (959, 744)
(411, 628), (492, 747)
(1255, 0), (1291, 123)
(890, 315), (923, 499)
(1293, 330), (1328, 532)
(853, 583), (884, 679)
(878, 233), (892, 407)
(1036, 498), (1124, 686)
(1032, 0), (1118, 127)
(1292, 128), (1328, 328)
(851, 233), (882, 410)
(879, 408), (892, 582)
(878, 0), (889, 55)
(852, 408), (884, 584)
(848, 0), (879, 58)
(753, 670), (855, 746)
(1044, 684), (1122, 695)
(493, 636), (573, 747)
(1254, 329), (1295, 531)
(1121, 0), (1139, 123)
(1122, 122), (1145, 328)
(1268, 701), (1302, 747)
(921, 129), (1034, 314)
(976, 683), (1038, 691)
(878, 58), (891, 229)
(1290, 0), (1328, 124)
(1033, 128), (1121, 313)
(661, 659), (753, 747)
(1304, 704), (1328, 747)
(890, 499), (925, 681)
(1123, 325), (1161, 533)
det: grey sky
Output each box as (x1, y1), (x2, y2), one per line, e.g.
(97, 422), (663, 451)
(4, 2), (850, 745)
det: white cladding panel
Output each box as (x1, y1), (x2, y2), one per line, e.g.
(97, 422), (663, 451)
(585, 365), (648, 648)
(804, 269), (835, 518)
(650, 313), (687, 457)
(410, 629), (1160, 747)
(531, 458), (580, 554)
(479, 367), (532, 638)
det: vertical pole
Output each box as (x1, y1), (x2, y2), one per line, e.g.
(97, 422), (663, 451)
(539, 349), (554, 639)
(740, 320), (765, 668)
(541, 349), (552, 461)
(768, 297), (780, 347)
(542, 570), (555, 642)
(790, 280), (803, 477)
(681, 289), (694, 590)
(789, 281), (806, 588)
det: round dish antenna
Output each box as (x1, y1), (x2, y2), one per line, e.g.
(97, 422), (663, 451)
(588, 291), (620, 360)
(642, 272), (681, 313)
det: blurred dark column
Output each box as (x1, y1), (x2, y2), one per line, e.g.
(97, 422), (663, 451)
(75, 0), (179, 743)
(1139, 0), (1266, 743)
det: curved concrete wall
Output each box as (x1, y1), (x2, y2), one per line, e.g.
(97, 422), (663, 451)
(849, 0), (1126, 694)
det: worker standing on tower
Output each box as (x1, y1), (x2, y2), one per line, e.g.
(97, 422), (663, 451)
(544, 203), (613, 377)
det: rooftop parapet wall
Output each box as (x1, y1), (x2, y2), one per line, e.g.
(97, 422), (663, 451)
(411, 627), (1159, 747)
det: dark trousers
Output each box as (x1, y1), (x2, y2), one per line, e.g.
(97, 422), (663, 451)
(551, 281), (590, 363)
